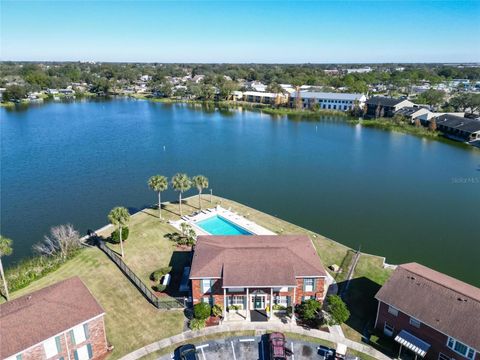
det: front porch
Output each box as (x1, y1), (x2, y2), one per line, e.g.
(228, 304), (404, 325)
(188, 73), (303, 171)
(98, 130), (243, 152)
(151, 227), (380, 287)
(221, 287), (296, 323)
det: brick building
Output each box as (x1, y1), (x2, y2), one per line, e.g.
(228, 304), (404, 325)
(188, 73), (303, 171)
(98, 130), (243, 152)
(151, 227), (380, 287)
(0, 277), (108, 360)
(189, 235), (327, 321)
(374, 263), (480, 360)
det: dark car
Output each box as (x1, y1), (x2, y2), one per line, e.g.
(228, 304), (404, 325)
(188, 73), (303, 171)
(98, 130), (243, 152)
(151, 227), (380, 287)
(174, 344), (199, 360)
(269, 332), (287, 360)
(317, 345), (336, 360)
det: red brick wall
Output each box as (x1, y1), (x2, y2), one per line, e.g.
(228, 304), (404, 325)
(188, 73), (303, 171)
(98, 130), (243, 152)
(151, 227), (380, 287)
(191, 277), (326, 307)
(14, 315), (108, 360)
(375, 301), (480, 360)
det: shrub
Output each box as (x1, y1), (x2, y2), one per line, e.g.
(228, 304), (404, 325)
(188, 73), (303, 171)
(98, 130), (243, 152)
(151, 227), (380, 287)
(228, 305), (240, 311)
(272, 304), (287, 311)
(298, 299), (322, 321)
(193, 302), (211, 320)
(189, 318), (206, 331)
(326, 295), (350, 325)
(150, 266), (172, 282)
(152, 284), (166, 292)
(110, 227), (129, 244)
(212, 304), (223, 317)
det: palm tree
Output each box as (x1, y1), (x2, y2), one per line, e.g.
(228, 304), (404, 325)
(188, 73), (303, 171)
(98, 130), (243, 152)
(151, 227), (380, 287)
(171, 173), (191, 216)
(0, 236), (13, 301)
(192, 175), (209, 209)
(148, 175), (168, 219)
(108, 207), (130, 258)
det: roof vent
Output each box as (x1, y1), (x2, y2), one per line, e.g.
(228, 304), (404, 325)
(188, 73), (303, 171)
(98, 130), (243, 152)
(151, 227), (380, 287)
(457, 297), (467, 302)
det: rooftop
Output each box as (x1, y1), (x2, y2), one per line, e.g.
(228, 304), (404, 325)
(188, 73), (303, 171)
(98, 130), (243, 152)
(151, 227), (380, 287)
(291, 91), (365, 100)
(366, 96), (406, 107)
(190, 235), (326, 287)
(0, 277), (105, 359)
(436, 114), (480, 133)
(375, 263), (480, 350)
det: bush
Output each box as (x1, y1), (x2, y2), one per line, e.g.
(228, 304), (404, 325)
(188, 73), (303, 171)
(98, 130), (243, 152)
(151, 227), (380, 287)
(212, 304), (223, 317)
(194, 302), (211, 320)
(298, 299), (322, 321)
(189, 318), (206, 331)
(150, 266), (172, 282)
(152, 284), (166, 292)
(272, 304), (287, 311)
(228, 305), (240, 311)
(326, 295), (350, 325)
(110, 227), (129, 244)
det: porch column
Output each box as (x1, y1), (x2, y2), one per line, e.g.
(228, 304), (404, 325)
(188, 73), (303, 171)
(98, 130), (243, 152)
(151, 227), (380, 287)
(223, 288), (227, 319)
(292, 286), (296, 323)
(246, 288), (250, 321)
(269, 287), (273, 319)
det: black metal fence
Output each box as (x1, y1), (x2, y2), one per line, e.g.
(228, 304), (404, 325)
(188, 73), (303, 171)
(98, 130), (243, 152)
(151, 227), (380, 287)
(98, 240), (186, 309)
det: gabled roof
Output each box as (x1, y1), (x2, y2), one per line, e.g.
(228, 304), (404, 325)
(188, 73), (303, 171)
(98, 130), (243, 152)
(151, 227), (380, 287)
(0, 277), (105, 359)
(375, 263), (480, 350)
(367, 96), (406, 107)
(436, 114), (480, 134)
(190, 235), (326, 287)
(395, 106), (430, 117)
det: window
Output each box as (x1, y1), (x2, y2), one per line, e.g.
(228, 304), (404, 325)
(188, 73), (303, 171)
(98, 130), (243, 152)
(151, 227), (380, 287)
(74, 344), (93, 360)
(274, 296), (289, 307)
(304, 278), (315, 292)
(229, 295), (245, 308)
(72, 323), (88, 344)
(43, 336), (60, 358)
(409, 317), (421, 328)
(227, 287), (244, 293)
(438, 353), (451, 360)
(447, 337), (476, 359)
(273, 287), (289, 292)
(201, 279), (214, 293)
(384, 322), (394, 337)
(387, 305), (398, 316)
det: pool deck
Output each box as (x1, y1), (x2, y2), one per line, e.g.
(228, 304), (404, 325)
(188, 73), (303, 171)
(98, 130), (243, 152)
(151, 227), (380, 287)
(169, 205), (276, 236)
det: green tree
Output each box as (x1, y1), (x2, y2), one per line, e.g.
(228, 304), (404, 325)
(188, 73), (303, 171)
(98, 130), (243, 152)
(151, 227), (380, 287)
(108, 207), (130, 258)
(148, 175), (168, 219)
(2, 85), (27, 102)
(192, 175), (209, 209)
(298, 299), (322, 321)
(326, 295), (350, 325)
(172, 173), (191, 216)
(416, 89), (446, 107)
(0, 236), (13, 300)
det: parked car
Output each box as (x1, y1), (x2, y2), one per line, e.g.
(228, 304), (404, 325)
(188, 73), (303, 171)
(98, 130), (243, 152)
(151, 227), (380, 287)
(317, 345), (336, 360)
(269, 332), (287, 360)
(175, 344), (199, 360)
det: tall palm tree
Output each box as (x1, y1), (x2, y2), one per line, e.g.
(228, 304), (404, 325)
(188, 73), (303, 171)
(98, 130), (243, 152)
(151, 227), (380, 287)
(148, 175), (168, 220)
(192, 175), (209, 209)
(171, 173), (191, 216)
(0, 236), (13, 301)
(108, 207), (130, 258)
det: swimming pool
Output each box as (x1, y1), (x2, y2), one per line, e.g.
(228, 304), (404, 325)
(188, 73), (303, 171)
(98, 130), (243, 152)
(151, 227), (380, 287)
(196, 215), (252, 235)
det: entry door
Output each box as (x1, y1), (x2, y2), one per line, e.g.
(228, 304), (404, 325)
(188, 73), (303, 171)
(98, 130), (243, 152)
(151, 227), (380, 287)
(253, 295), (265, 309)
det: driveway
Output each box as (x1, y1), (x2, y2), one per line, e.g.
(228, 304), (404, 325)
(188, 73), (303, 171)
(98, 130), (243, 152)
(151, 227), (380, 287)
(158, 335), (329, 360)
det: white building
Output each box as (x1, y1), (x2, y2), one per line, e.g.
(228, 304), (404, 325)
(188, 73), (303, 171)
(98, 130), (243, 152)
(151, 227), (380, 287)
(289, 92), (367, 111)
(346, 67), (372, 74)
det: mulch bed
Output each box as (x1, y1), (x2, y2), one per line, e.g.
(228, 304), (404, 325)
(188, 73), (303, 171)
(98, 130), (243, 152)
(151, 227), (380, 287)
(205, 316), (221, 327)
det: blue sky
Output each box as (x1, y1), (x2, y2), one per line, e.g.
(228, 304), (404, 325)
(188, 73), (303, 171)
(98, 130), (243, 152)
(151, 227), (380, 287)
(1, 0), (479, 63)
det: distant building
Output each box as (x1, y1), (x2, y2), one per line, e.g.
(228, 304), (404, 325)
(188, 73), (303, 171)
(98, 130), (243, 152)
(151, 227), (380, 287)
(375, 263), (480, 360)
(365, 97), (414, 118)
(139, 75), (151, 82)
(289, 91), (367, 111)
(249, 81), (267, 92)
(395, 107), (432, 122)
(192, 75), (205, 84)
(346, 67), (372, 74)
(46, 89), (59, 95)
(0, 277), (108, 360)
(243, 91), (287, 105)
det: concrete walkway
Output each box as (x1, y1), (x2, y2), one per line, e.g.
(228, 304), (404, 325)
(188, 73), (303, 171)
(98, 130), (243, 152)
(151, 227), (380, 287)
(119, 322), (391, 360)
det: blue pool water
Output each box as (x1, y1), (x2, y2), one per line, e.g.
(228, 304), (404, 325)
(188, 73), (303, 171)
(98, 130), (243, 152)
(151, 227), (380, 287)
(196, 215), (252, 235)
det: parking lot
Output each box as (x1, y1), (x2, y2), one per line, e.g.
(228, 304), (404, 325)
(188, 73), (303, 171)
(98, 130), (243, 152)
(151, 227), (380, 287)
(158, 335), (329, 360)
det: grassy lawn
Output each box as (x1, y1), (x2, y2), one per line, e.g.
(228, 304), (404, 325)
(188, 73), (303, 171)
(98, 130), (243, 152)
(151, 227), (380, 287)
(6, 195), (392, 358)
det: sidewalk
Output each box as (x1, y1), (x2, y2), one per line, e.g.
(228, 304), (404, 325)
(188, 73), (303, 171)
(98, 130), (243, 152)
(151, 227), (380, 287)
(119, 322), (391, 360)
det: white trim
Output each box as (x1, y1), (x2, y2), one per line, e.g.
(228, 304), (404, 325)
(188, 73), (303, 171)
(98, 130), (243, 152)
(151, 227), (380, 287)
(374, 300), (381, 328)
(190, 277), (222, 280)
(3, 313), (105, 359)
(376, 300), (479, 353)
(222, 285), (295, 288)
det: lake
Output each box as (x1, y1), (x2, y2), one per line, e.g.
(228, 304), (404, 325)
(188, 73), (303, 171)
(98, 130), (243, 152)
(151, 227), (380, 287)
(1, 99), (479, 286)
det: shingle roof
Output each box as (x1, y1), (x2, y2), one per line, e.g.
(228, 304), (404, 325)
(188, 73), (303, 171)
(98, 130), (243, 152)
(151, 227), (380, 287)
(436, 114), (480, 134)
(0, 277), (105, 359)
(375, 263), (480, 350)
(190, 235), (326, 287)
(367, 96), (405, 107)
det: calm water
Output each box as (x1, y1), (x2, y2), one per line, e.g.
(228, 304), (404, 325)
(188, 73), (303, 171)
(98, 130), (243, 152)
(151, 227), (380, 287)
(1, 99), (479, 285)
